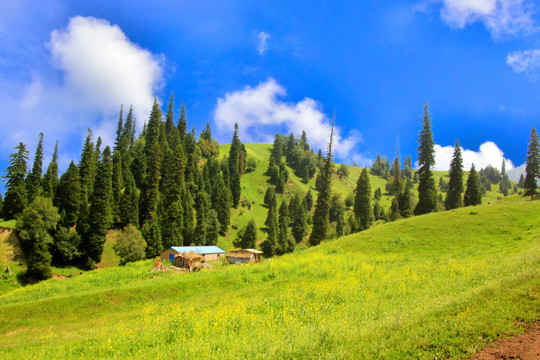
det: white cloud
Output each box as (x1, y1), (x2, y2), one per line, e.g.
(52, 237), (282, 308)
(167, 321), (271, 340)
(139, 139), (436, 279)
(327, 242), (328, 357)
(213, 78), (369, 164)
(434, 141), (514, 171)
(257, 31), (270, 55)
(49, 16), (164, 124)
(0, 16), (165, 168)
(506, 49), (540, 79)
(422, 0), (537, 38)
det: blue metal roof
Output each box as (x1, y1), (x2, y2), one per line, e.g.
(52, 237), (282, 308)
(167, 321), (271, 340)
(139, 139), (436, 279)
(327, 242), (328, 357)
(170, 246), (225, 255)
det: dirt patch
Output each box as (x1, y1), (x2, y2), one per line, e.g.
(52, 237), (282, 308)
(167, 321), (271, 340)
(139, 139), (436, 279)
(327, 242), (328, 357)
(471, 322), (540, 360)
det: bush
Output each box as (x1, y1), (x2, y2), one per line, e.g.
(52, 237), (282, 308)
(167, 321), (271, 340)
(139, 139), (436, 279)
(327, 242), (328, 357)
(114, 225), (147, 266)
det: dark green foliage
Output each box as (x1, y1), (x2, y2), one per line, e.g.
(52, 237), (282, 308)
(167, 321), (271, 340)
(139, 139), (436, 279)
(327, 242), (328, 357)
(18, 197), (60, 281)
(213, 174), (231, 235)
(130, 138), (147, 189)
(143, 219), (162, 258)
(518, 174), (525, 188)
(83, 146), (113, 267)
(479, 170), (491, 194)
(291, 200), (307, 243)
(264, 186), (277, 209)
(277, 200), (293, 254)
(234, 219), (258, 249)
(271, 134), (284, 165)
(337, 163), (350, 178)
(114, 225), (146, 265)
(373, 202), (385, 221)
(53, 226), (81, 263)
(194, 191), (210, 245)
(140, 141), (162, 225)
(228, 123), (242, 207)
(114, 105), (124, 151)
(55, 161), (80, 227)
(26, 133), (44, 203)
(309, 116), (335, 246)
(414, 103), (438, 215)
(161, 200), (183, 249)
(177, 102), (188, 143)
(354, 168), (372, 231)
(371, 154), (390, 179)
(3, 142), (29, 219)
(304, 189), (313, 210)
(111, 151), (123, 224)
(524, 127), (539, 197)
(0, 193), (3, 216)
(182, 191), (195, 245)
(445, 140), (464, 210)
(374, 187), (382, 200)
(206, 210), (220, 246)
(438, 177), (448, 192)
(482, 165), (501, 184)
(42, 141), (59, 199)
(119, 171), (139, 227)
(79, 130), (96, 200)
(261, 205), (278, 256)
(464, 165), (482, 206)
(499, 160), (511, 196)
(345, 192), (354, 209)
(399, 185), (412, 218)
(403, 155), (413, 179)
(245, 157), (257, 173)
(329, 194), (345, 238)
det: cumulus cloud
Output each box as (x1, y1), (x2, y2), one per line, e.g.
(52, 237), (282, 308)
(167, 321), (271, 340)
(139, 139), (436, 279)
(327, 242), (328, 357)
(0, 16), (165, 170)
(257, 31), (270, 55)
(506, 49), (540, 79)
(433, 141), (514, 171)
(49, 16), (164, 124)
(420, 0), (537, 38)
(214, 78), (369, 164)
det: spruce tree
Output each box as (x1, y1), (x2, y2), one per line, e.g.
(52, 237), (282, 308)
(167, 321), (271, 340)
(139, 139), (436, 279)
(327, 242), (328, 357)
(111, 151), (123, 224)
(228, 123), (242, 207)
(524, 127), (539, 197)
(42, 141), (59, 199)
(464, 164), (482, 206)
(206, 210), (220, 246)
(261, 205), (278, 256)
(79, 130), (96, 203)
(414, 103), (438, 215)
(165, 93), (177, 146)
(114, 105), (124, 151)
(309, 115), (335, 246)
(83, 146), (113, 268)
(177, 102), (188, 144)
(277, 200), (291, 254)
(119, 171), (139, 227)
(194, 191), (210, 245)
(399, 185), (412, 218)
(182, 191), (195, 245)
(271, 134), (283, 165)
(304, 189), (313, 210)
(26, 133), (44, 203)
(353, 167), (372, 231)
(143, 219), (163, 258)
(55, 161), (80, 227)
(291, 200), (307, 243)
(2, 142), (29, 219)
(234, 219), (257, 249)
(445, 139), (464, 210)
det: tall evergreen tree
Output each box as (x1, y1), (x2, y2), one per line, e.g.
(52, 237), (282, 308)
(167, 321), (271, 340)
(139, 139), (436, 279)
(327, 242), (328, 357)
(2, 142), (29, 219)
(228, 123), (242, 207)
(353, 167), (372, 231)
(214, 174), (231, 235)
(26, 133), (44, 203)
(464, 164), (482, 206)
(309, 115), (335, 246)
(83, 146), (113, 268)
(445, 139), (464, 210)
(177, 102), (188, 144)
(55, 161), (80, 227)
(42, 141), (59, 199)
(165, 93), (177, 146)
(234, 219), (257, 249)
(414, 103), (438, 215)
(111, 151), (123, 224)
(304, 189), (313, 210)
(206, 210), (220, 246)
(114, 105), (124, 151)
(194, 191), (210, 245)
(499, 160), (511, 196)
(79, 130), (96, 202)
(140, 141), (162, 225)
(399, 184), (412, 218)
(524, 127), (539, 197)
(277, 200), (291, 254)
(143, 219), (162, 258)
(119, 171), (139, 227)
(291, 200), (308, 243)
(182, 191), (195, 245)
(271, 134), (283, 165)
(261, 205), (278, 256)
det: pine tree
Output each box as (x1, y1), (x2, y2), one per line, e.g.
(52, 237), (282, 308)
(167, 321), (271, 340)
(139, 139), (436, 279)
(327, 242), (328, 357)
(26, 133), (44, 203)
(119, 171), (139, 227)
(399, 185), (412, 218)
(140, 141), (162, 225)
(165, 93), (177, 146)
(79, 130), (96, 203)
(264, 187), (277, 227)
(309, 115), (335, 246)
(177, 102), (188, 144)
(261, 205), (278, 256)
(277, 200), (291, 254)
(143, 219), (162, 258)
(234, 219), (258, 249)
(111, 151), (123, 224)
(445, 139), (464, 210)
(55, 161), (80, 227)
(83, 146), (113, 268)
(353, 167), (372, 231)
(271, 134), (283, 165)
(524, 127), (539, 197)
(114, 105), (124, 151)
(42, 141), (59, 199)
(194, 191), (210, 245)
(182, 191), (195, 245)
(228, 123), (242, 207)
(2, 142), (29, 219)
(414, 103), (438, 215)
(464, 164), (482, 206)
(206, 210), (220, 246)
(291, 200), (307, 243)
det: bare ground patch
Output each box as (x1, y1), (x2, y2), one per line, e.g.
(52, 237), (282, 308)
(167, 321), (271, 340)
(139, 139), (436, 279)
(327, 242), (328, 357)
(471, 322), (540, 360)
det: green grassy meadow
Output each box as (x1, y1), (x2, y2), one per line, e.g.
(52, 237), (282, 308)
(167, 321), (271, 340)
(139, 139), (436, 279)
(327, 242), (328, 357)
(0, 195), (538, 359)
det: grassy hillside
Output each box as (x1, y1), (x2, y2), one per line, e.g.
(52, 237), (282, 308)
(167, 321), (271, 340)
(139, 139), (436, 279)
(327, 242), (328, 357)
(0, 196), (538, 359)
(218, 143), (515, 250)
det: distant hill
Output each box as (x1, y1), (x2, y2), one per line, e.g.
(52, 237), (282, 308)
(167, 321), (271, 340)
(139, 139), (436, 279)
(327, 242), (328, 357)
(507, 163), (525, 182)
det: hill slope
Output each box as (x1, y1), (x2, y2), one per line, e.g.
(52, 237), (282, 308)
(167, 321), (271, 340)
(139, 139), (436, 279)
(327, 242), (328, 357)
(0, 196), (538, 359)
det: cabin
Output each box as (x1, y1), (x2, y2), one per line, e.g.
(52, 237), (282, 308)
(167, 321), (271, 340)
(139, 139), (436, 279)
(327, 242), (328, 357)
(160, 246), (226, 263)
(226, 249), (263, 264)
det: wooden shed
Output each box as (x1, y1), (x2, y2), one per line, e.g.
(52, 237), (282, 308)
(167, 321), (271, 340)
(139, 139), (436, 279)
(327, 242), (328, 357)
(160, 246), (226, 263)
(226, 249), (263, 264)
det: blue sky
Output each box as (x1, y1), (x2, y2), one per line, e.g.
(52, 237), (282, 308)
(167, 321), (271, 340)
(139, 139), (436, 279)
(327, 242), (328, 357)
(1, 0), (539, 193)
